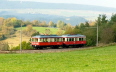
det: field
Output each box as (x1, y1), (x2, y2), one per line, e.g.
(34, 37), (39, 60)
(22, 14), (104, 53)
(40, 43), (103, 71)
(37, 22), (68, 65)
(0, 45), (116, 72)
(16, 27), (59, 34)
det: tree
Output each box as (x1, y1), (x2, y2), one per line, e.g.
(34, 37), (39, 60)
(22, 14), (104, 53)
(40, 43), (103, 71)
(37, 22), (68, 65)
(82, 29), (96, 46)
(57, 20), (65, 29)
(32, 20), (40, 26)
(79, 23), (85, 30)
(31, 32), (40, 37)
(100, 28), (114, 44)
(85, 21), (89, 27)
(23, 25), (37, 36)
(56, 29), (64, 35)
(48, 21), (54, 27)
(110, 14), (116, 23)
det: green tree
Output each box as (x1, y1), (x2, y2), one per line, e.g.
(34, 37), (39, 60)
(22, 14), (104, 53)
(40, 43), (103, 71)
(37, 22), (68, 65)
(100, 28), (114, 44)
(85, 21), (89, 27)
(12, 41), (33, 50)
(57, 20), (65, 29)
(31, 32), (40, 37)
(48, 21), (54, 27)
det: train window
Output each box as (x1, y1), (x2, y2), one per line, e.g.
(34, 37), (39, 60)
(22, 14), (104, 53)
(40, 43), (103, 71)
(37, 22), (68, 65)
(57, 38), (59, 42)
(67, 38), (68, 41)
(72, 38), (74, 41)
(45, 38), (48, 42)
(40, 38), (43, 42)
(63, 38), (65, 41)
(75, 38), (77, 41)
(59, 38), (62, 42)
(35, 38), (38, 42)
(31, 38), (34, 42)
(79, 38), (81, 41)
(48, 38), (51, 42)
(51, 38), (54, 42)
(54, 38), (57, 42)
(81, 38), (83, 41)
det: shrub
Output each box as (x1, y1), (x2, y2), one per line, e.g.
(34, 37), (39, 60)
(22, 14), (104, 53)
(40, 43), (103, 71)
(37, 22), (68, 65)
(0, 41), (9, 51)
(12, 41), (33, 50)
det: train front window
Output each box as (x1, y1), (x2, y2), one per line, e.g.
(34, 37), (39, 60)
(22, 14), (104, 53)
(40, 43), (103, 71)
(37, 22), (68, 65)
(31, 38), (34, 42)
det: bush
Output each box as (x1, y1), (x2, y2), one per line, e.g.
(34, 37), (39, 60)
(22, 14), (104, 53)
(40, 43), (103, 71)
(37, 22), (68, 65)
(0, 41), (9, 51)
(12, 41), (33, 50)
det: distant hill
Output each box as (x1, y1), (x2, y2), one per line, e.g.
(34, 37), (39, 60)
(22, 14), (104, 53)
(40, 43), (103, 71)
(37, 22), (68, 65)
(0, 11), (87, 26)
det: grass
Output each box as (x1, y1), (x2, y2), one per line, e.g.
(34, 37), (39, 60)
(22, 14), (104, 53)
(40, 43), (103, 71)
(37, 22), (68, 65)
(0, 45), (116, 72)
(16, 27), (59, 34)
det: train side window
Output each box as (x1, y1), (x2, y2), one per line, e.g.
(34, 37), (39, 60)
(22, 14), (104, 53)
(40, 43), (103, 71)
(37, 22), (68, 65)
(45, 38), (48, 42)
(72, 38), (74, 41)
(54, 38), (57, 42)
(40, 39), (43, 42)
(35, 38), (38, 42)
(48, 38), (50, 42)
(75, 38), (78, 41)
(59, 38), (62, 42)
(57, 38), (59, 42)
(67, 38), (68, 41)
(63, 38), (65, 41)
(40, 38), (44, 42)
(69, 38), (70, 41)
(79, 38), (81, 41)
(51, 38), (54, 42)
(82, 38), (83, 41)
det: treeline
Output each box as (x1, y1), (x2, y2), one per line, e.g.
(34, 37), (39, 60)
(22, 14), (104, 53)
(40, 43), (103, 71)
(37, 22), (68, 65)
(65, 14), (116, 46)
(0, 17), (72, 40)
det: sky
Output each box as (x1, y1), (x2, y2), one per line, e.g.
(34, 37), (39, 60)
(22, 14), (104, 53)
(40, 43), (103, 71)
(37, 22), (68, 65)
(9, 0), (116, 8)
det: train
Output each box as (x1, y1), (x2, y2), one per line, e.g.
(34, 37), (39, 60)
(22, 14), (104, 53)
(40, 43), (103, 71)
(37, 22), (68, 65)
(30, 34), (86, 49)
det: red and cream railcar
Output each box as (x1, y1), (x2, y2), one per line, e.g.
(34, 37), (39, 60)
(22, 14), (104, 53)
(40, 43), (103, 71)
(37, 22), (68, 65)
(62, 34), (86, 47)
(31, 35), (63, 49)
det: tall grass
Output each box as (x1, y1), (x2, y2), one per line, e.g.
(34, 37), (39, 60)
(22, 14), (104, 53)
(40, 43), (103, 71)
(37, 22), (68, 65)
(0, 45), (116, 72)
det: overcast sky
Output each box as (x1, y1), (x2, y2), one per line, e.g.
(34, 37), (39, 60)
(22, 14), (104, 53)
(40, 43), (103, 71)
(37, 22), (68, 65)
(9, 0), (116, 8)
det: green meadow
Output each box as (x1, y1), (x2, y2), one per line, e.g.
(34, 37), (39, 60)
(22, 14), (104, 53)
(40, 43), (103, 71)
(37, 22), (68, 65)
(0, 45), (116, 72)
(16, 27), (59, 34)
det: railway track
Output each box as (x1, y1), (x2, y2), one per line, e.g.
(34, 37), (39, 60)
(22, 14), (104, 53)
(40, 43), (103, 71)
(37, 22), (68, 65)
(11, 47), (89, 53)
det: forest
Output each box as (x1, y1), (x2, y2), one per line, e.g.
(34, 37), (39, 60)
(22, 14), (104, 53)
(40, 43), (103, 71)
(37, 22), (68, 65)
(0, 14), (116, 50)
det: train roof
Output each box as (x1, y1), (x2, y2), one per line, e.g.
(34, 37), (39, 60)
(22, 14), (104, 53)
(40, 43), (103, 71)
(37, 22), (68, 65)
(62, 34), (86, 37)
(32, 34), (86, 38)
(32, 35), (62, 38)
